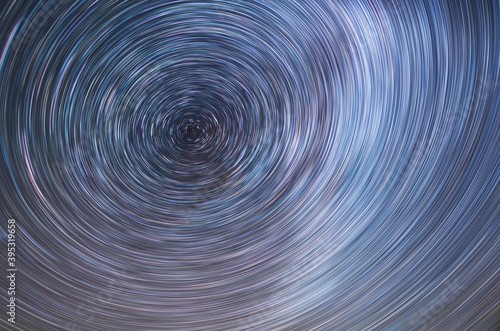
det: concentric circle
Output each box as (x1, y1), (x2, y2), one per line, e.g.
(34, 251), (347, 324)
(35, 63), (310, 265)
(1, 0), (499, 330)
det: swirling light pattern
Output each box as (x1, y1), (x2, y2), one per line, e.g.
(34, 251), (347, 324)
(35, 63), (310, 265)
(1, 0), (500, 330)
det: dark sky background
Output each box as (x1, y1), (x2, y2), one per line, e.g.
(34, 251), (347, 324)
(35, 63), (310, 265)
(1, 0), (499, 330)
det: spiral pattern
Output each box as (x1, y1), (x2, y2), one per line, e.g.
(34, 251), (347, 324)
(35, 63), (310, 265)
(1, 0), (499, 330)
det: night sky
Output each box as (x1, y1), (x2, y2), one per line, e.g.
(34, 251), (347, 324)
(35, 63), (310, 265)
(1, 1), (500, 330)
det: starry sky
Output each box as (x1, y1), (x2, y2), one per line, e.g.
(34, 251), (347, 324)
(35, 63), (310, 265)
(1, 0), (500, 330)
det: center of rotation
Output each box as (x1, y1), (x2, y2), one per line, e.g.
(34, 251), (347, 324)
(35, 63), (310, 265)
(182, 123), (202, 143)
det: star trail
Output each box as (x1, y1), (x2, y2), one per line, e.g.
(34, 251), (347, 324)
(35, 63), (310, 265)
(1, 0), (499, 330)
